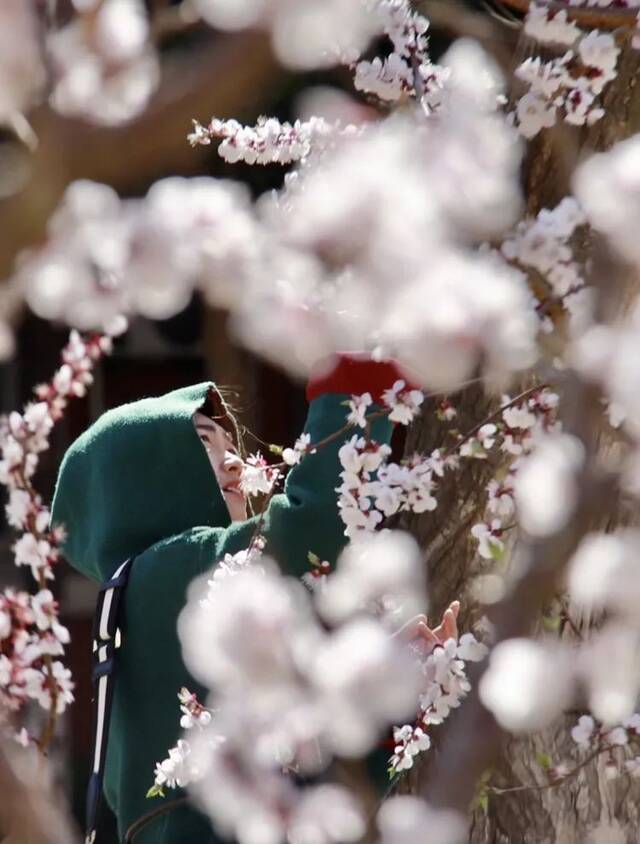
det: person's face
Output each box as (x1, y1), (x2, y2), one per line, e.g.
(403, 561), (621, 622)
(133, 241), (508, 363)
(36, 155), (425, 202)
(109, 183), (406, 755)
(194, 411), (248, 522)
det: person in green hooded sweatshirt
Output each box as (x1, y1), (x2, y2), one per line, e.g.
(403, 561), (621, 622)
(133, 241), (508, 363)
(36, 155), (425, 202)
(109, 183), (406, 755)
(51, 354), (426, 843)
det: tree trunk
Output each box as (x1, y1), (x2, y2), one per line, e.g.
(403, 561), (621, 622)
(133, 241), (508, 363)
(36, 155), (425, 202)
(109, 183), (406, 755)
(399, 32), (640, 843)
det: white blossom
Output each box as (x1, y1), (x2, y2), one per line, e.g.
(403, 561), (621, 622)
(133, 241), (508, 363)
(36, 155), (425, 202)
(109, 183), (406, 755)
(381, 380), (424, 425)
(389, 724), (431, 772)
(346, 393), (372, 429)
(524, 4), (581, 46)
(13, 534), (53, 580)
(190, 115), (351, 166)
(516, 92), (557, 138)
(240, 453), (280, 497)
(282, 433), (312, 467)
(605, 726), (628, 747)
(578, 32), (620, 93)
(571, 714), (595, 747)
(154, 739), (196, 790)
(471, 520), (505, 560)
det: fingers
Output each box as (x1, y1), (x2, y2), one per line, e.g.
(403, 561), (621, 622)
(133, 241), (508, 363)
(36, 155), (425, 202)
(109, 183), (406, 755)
(441, 607), (458, 642)
(394, 602), (463, 649)
(415, 621), (440, 646)
(393, 614), (428, 640)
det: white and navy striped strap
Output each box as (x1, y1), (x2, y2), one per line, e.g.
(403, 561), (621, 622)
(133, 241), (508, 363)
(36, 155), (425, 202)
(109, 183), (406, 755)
(86, 558), (135, 844)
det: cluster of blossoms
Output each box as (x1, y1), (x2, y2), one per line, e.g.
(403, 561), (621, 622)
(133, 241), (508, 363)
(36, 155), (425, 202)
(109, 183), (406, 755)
(337, 436), (443, 536)
(352, 0), (449, 109)
(339, 383), (561, 560)
(188, 116), (358, 166)
(240, 453), (282, 497)
(0, 0), (452, 132)
(515, 6), (621, 137)
(19, 177), (259, 335)
(347, 380), (424, 429)
(151, 688), (213, 794)
(478, 621), (640, 746)
(0, 589), (72, 721)
(170, 530), (431, 844)
(152, 542), (267, 795)
(500, 197), (589, 331)
(339, 383), (436, 535)
(12, 32), (542, 397)
(390, 633), (488, 774)
(468, 389), (560, 559)
(0, 330), (115, 741)
(47, 0), (159, 126)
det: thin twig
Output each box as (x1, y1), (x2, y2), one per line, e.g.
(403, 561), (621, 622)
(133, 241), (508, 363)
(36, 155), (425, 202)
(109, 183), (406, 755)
(488, 744), (604, 795)
(442, 383), (548, 458)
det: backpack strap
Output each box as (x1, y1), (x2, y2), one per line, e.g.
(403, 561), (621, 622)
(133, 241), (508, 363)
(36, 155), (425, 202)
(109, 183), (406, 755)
(85, 558), (135, 844)
(124, 797), (190, 842)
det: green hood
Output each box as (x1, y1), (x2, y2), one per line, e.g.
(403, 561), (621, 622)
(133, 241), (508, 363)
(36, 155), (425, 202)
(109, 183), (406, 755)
(51, 382), (230, 582)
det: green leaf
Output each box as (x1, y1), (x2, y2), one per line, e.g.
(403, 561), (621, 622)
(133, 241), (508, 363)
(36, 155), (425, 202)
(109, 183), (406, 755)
(307, 551), (321, 565)
(146, 784), (165, 799)
(489, 539), (506, 562)
(268, 443), (283, 456)
(536, 752), (552, 770)
(541, 615), (561, 633)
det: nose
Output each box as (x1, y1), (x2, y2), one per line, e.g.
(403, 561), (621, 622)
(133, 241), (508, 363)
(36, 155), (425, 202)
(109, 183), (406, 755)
(222, 452), (243, 477)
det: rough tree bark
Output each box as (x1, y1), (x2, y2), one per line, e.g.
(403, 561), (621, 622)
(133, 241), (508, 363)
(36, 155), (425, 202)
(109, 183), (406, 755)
(398, 18), (640, 844)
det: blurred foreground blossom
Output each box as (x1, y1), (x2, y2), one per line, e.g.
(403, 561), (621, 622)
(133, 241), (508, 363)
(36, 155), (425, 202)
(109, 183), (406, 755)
(47, 0), (159, 125)
(579, 624), (640, 725)
(377, 795), (467, 844)
(514, 434), (584, 537)
(574, 134), (640, 266)
(14, 39), (540, 395)
(479, 638), (574, 731)
(176, 544), (426, 841)
(20, 177), (257, 332)
(192, 0), (386, 69)
(316, 530), (425, 627)
(568, 531), (640, 619)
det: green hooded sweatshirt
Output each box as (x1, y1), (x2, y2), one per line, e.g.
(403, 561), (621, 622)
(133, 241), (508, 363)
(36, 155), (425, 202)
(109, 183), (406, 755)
(52, 375), (393, 843)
